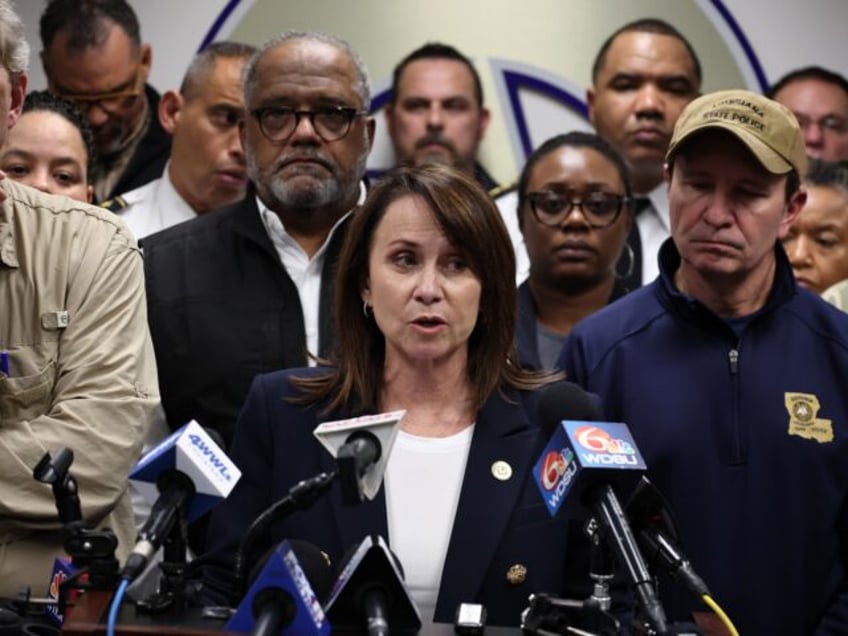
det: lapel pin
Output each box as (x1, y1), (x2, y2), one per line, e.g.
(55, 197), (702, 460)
(491, 460), (513, 481)
(506, 563), (527, 585)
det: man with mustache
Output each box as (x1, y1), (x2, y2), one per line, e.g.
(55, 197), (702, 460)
(385, 43), (495, 189)
(386, 43), (526, 282)
(108, 41), (256, 239)
(141, 30), (374, 464)
(588, 18), (701, 289)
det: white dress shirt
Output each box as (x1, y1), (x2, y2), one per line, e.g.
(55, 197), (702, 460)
(638, 183), (671, 285)
(258, 181), (366, 363)
(493, 189), (530, 285)
(116, 163), (198, 240)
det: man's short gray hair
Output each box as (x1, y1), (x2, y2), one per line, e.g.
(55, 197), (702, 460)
(243, 30), (370, 109)
(181, 40), (257, 101)
(0, 0), (29, 76)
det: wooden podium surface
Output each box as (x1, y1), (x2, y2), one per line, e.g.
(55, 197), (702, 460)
(60, 590), (523, 635)
(61, 591), (236, 635)
(60, 591), (726, 635)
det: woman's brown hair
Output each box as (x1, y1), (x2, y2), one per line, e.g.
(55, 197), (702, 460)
(293, 162), (560, 413)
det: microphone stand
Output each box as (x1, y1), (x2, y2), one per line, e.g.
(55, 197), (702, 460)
(585, 521), (615, 614)
(32, 449), (120, 617)
(591, 485), (668, 634)
(135, 513), (191, 614)
(231, 470), (338, 603)
(521, 593), (619, 636)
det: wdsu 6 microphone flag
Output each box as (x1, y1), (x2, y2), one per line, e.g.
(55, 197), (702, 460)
(534, 420), (647, 518)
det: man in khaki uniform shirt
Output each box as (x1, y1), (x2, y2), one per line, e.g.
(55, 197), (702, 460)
(0, 0), (158, 595)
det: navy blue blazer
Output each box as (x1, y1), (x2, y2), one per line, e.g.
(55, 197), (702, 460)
(197, 368), (585, 626)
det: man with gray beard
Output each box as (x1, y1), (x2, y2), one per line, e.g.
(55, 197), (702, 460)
(141, 31), (374, 465)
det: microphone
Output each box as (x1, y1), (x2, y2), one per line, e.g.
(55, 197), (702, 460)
(532, 382), (668, 634)
(324, 535), (421, 636)
(123, 421), (241, 581)
(626, 477), (711, 598)
(231, 471), (337, 604)
(230, 410), (404, 601)
(226, 540), (333, 636)
(312, 410), (405, 505)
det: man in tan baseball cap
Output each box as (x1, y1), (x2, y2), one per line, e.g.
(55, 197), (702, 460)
(667, 88), (807, 177)
(663, 88), (807, 309)
(561, 89), (848, 633)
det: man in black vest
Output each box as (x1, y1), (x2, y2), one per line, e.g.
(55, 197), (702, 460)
(142, 31), (375, 450)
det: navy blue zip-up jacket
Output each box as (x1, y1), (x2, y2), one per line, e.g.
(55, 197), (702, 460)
(560, 240), (848, 635)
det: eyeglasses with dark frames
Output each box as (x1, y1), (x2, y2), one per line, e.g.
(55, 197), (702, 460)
(525, 191), (631, 229)
(53, 64), (146, 115)
(250, 105), (368, 143)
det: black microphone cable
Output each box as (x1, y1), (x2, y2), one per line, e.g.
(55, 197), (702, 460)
(231, 470), (337, 603)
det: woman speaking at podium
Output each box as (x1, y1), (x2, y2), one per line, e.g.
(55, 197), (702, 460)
(196, 163), (593, 626)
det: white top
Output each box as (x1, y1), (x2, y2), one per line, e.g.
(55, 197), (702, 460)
(116, 164), (198, 240)
(638, 183), (671, 285)
(493, 190), (530, 285)
(257, 181), (366, 363)
(384, 425), (475, 624)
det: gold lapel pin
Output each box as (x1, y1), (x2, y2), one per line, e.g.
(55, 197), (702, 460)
(506, 563), (527, 585)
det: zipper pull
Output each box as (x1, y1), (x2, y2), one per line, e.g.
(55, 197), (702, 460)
(728, 348), (739, 374)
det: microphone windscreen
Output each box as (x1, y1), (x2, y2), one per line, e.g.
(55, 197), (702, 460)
(248, 540), (334, 603)
(537, 381), (602, 437)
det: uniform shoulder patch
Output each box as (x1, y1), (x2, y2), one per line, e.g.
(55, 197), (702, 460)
(489, 181), (517, 199)
(100, 195), (129, 213)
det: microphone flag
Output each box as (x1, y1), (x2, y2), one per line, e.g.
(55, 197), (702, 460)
(129, 420), (241, 522)
(227, 540), (332, 635)
(533, 420), (647, 518)
(312, 410), (405, 501)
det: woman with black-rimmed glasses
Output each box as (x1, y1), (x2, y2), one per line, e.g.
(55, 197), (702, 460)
(515, 131), (634, 370)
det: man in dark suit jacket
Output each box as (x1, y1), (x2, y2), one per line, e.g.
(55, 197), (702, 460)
(39, 0), (170, 201)
(142, 30), (375, 450)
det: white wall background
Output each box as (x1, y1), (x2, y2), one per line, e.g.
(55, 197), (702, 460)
(15, 0), (848, 182)
(17, 0), (847, 94)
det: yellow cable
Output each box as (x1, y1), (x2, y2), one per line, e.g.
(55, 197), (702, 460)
(701, 593), (740, 636)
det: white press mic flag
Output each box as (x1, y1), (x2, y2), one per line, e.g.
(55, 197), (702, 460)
(312, 410), (405, 501)
(129, 420), (242, 521)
